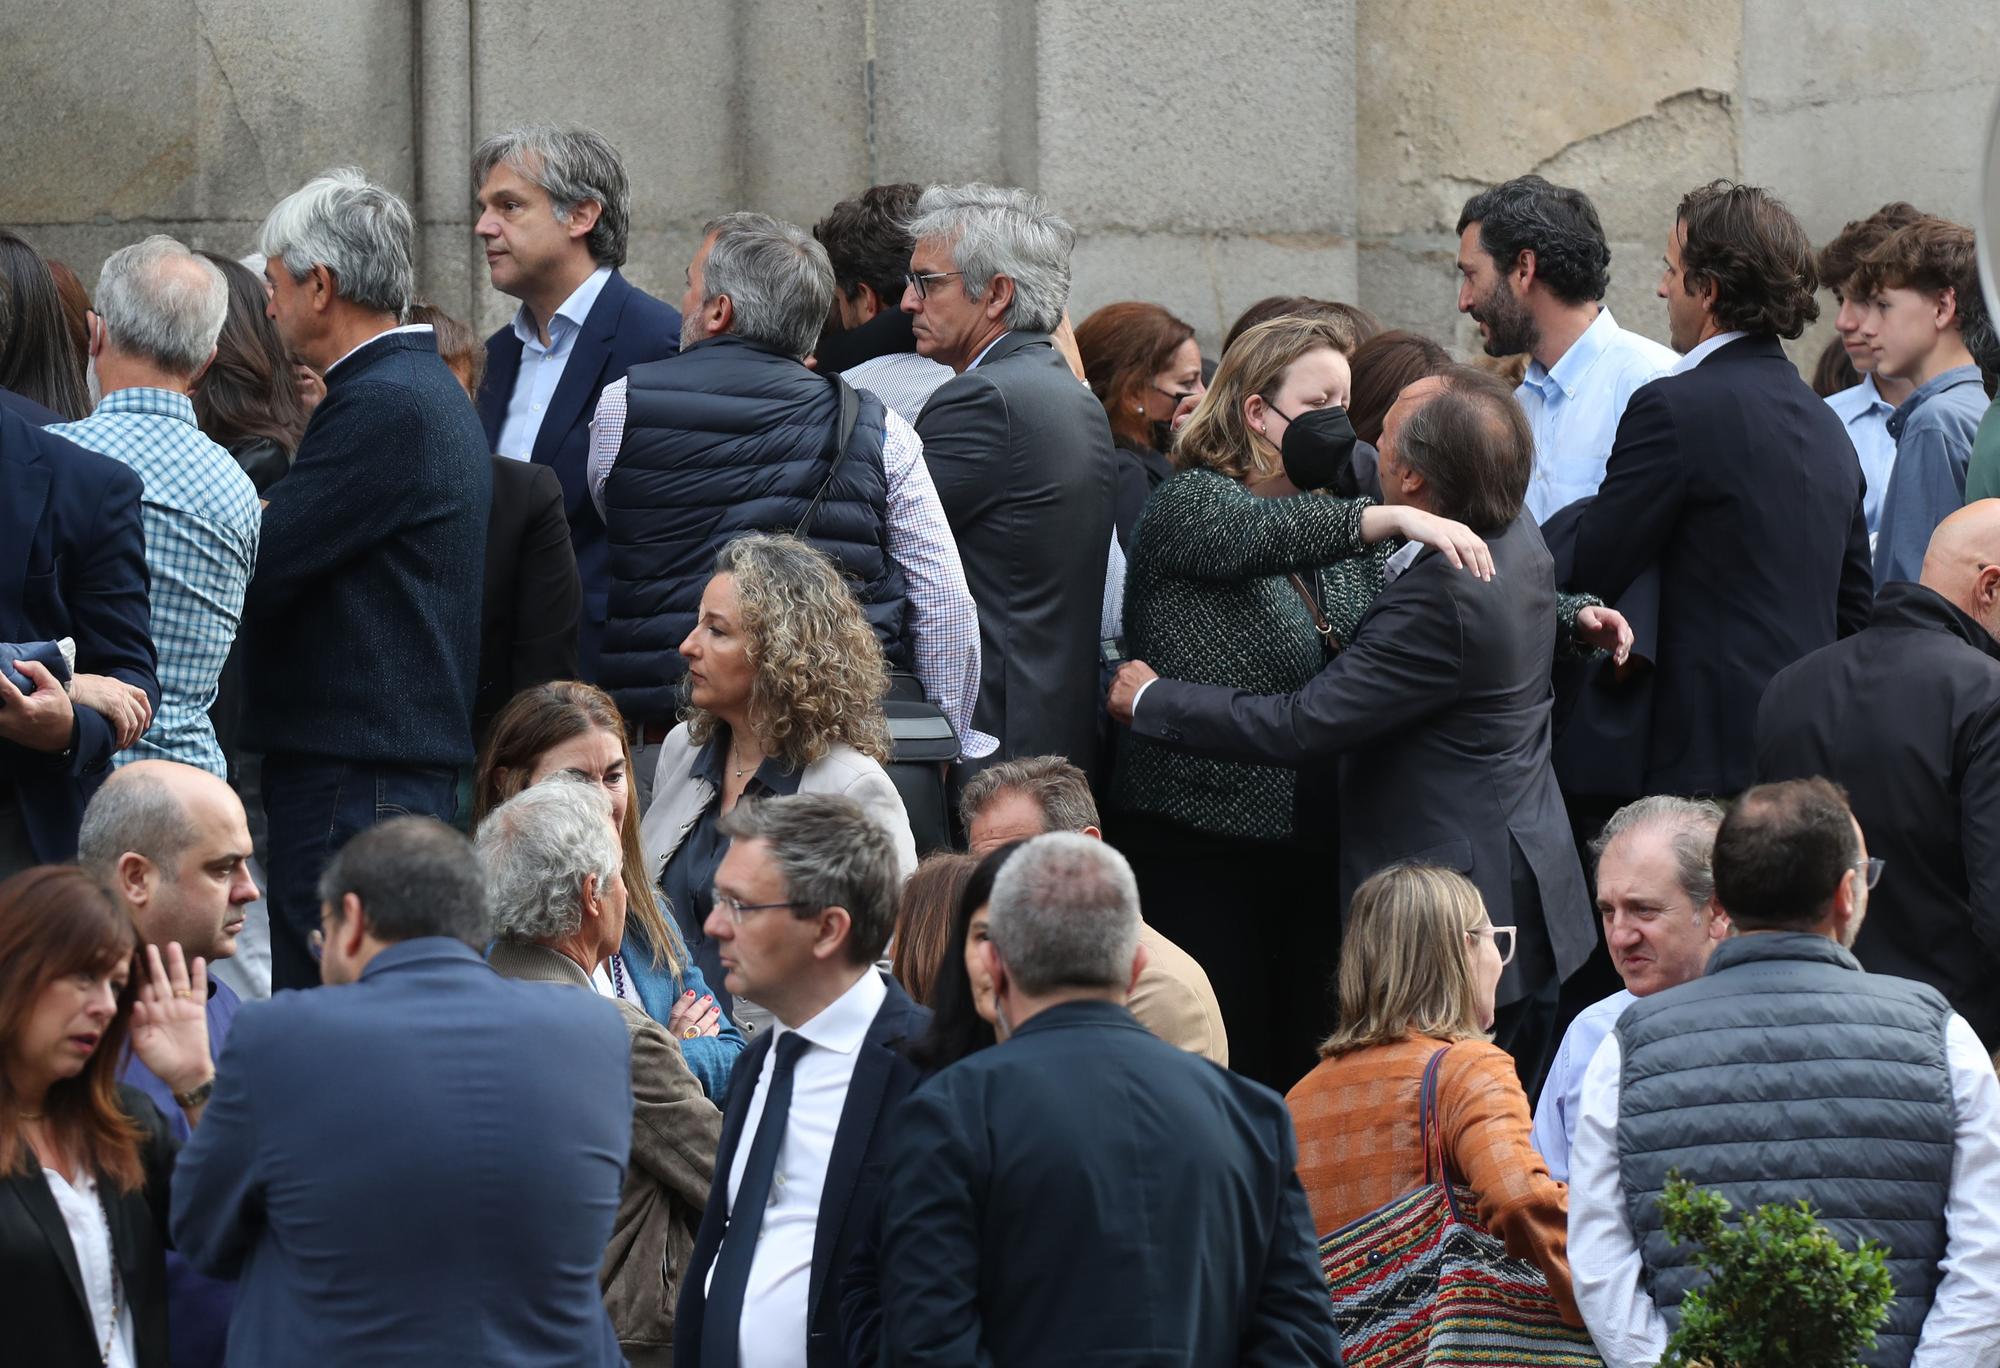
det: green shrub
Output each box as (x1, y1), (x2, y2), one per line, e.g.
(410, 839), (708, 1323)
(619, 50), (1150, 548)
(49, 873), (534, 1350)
(1655, 1173), (1895, 1368)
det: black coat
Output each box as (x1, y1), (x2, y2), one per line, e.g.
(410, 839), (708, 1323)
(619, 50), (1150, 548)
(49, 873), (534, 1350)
(875, 1001), (1341, 1366)
(0, 1086), (177, 1367)
(1757, 581), (2000, 1044)
(1564, 334), (1873, 796)
(477, 455), (581, 740)
(916, 331), (1117, 770)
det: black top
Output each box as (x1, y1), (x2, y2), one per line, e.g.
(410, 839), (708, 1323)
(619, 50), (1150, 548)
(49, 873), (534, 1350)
(478, 455), (581, 742)
(1111, 435), (1174, 552)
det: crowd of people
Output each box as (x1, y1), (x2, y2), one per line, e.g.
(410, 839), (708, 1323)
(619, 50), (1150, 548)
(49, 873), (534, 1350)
(2, 121), (1998, 1367)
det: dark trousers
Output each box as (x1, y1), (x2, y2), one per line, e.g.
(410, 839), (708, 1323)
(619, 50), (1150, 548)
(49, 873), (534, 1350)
(1490, 840), (1564, 1104)
(262, 755), (459, 991)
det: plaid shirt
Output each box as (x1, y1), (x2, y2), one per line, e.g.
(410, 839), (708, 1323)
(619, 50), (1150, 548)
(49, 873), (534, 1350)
(51, 388), (261, 775)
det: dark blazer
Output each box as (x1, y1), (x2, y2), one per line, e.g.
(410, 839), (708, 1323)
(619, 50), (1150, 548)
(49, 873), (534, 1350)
(477, 270), (682, 681)
(1757, 581), (2000, 1045)
(478, 455), (581, 740)
(1134, 513), (1596, 990)
(1111, 435), (1174, 552)
(1564, 334), (1873, 796)
(0, 402), (159, 861)
(170, 938), (632, 1367)
(1, 1085), (178, 1367)
(916, 331), (1116, 770)
(675, 972), (930, 1368)
(875, 1000), (1340, 1366)
(243, 331), (490, 769)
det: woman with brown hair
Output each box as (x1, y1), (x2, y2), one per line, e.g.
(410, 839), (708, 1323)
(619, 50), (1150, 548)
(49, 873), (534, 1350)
(1287, 863), (1579, 1323)
(0, 866), (214, 1367)
(473, 680), (743, 1100)
(0, 230), (91, 419)
(191, 252), (311, 492)
(888, 851), (978, 1007)
(1075, 301), (1208, 550)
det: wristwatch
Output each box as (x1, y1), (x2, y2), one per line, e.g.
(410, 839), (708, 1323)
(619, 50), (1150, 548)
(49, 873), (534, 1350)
(173, 1078), (215, 1110)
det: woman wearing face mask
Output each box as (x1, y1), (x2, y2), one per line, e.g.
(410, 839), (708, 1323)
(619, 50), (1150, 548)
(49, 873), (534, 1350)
(1075, 302), (1209, 552)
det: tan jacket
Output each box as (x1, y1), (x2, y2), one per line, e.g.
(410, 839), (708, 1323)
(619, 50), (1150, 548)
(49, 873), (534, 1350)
(1131, 921), (1230, 1066)
(486, 940), (724, 1366)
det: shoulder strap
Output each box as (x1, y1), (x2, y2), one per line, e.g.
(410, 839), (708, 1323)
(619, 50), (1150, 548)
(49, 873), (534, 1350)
(795, 374), (863, 541)
(1418, 1043), (1453, 1186)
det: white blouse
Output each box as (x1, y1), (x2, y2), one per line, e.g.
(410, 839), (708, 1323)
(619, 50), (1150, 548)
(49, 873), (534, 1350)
(42, 1165), (136, 1367)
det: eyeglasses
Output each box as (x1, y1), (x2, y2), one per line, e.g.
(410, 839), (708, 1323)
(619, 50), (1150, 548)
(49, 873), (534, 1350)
(1856, 857), (1885, 890)
(1468, 923), (1517, 967)
(903, 270), (965, 300)
(711, 889), (815, 923)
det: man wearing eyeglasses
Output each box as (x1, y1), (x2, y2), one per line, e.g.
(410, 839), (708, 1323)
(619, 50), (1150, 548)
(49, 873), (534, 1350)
(1568, 778), (2000, 1368)
(675, 793), (929, 1368)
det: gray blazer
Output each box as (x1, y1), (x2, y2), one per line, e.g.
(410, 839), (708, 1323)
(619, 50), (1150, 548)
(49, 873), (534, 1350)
(487, 940), (722, 1368)
(1135, 513), (1595, 995)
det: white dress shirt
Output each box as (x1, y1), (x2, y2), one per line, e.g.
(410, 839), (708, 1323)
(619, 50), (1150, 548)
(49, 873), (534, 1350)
(714, 967), (887, 1368)
(1670, 329), (1749, 375)
(842, 350), (952, 425)
(44, 1166), (137, 1368)
(1568, 1009), (2000, 1367)
(496, 265), (613, 461)
(323, 322), (435, 377)
(1825, 375), (1900, 539)
(1529, 988), (1633, 1183)
(1517, 308), (1678, 523)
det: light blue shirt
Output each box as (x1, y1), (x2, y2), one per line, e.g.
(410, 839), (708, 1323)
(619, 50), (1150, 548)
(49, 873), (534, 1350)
(1529, 987), (1634, 1183)
(1874, 364), (1989, 588)
(1517, 308), (1677, 523)
(495, 265), (613, 461)
(1825, 374), (1899, 538)
(49, 389), (261, 775)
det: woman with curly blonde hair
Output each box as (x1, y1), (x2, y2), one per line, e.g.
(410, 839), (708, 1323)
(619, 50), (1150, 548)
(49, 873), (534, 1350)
(640, 534), (916, 1023)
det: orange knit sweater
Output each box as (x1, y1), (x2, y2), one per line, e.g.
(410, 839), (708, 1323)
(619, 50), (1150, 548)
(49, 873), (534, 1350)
(1285, 1034), (1581, 1325)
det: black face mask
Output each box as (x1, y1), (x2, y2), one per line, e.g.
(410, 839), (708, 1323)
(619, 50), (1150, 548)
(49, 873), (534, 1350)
(1275, 404), (1359, 492)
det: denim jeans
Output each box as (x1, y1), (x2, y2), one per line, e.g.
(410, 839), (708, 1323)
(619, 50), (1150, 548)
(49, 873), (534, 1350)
(262, 754), (459, 991)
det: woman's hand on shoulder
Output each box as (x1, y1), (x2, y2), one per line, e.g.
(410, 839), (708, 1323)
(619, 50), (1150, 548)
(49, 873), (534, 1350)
(1365, 507), (1493, 581)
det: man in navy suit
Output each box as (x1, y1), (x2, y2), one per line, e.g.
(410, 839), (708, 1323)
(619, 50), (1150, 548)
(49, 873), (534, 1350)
(675, 793), (930, 1368)
(0, 396), (159, 873)
(472, 125), (682, 681)
(172, 817), (632, 1366)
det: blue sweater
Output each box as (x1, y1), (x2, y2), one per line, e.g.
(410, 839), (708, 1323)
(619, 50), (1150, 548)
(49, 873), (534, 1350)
(244, 332), (491, 765)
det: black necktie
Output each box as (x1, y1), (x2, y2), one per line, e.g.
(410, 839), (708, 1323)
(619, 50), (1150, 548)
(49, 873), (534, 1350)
(702, 1030), (810, 1368)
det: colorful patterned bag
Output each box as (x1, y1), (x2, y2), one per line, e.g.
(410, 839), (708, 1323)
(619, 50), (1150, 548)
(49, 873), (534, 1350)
(1318, 1044), (1603, 1366)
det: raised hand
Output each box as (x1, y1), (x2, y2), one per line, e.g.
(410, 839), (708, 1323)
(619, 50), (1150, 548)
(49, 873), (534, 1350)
(130, 941), (213, 1099)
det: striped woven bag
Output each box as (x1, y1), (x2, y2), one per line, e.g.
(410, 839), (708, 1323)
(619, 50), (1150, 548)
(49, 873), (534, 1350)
(1318, 1045), (1603, 1367)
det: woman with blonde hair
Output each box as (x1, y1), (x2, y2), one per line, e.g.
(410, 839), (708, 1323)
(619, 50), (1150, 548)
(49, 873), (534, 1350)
(642, 534), (917, 1025)
(1286, 863), (1579, 1323)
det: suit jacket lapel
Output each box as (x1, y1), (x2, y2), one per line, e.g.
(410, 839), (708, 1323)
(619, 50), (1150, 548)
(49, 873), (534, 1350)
(533, 271), (631, 469)
(807, 982), (918, 1313)
(6, 1173), (89, 1321)
(0, 422), (51, 616)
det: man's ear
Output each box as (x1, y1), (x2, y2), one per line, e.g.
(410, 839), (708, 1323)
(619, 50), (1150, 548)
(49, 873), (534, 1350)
(1125, 941), (1150, 998)
(980, 937), (1007, 994)
(1512, 247), (1538, 292)
(580, 872), (603, 920)
(338, 891), (369, 956)
(709, 292), (735, 338)
(115, 851), (155, 908)
(309, 264), (336, 314)
(982, 274), (1016, 323)
(86, 311), (109, 360)
(854, 281), (882, 324)
(1935, 285), (1960, 331)
(1080, 824), (1103, 843)
(564, 198), (603, 244)
(812, 904), (855, 962)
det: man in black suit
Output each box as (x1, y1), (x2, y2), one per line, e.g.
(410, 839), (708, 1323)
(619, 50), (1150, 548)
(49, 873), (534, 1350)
(0, 400), (159, 873)
(675, 793), (929, 1368)
(1111, 367), (1593, 1088)
(905, 183), (1116, 772)
(473, 125), (682, 681)
(1758, 500), (2000, 1050)
(877, 833), (1339, 1366)
(1564, 180), (1873, 801)
(249, 170), (491, 990)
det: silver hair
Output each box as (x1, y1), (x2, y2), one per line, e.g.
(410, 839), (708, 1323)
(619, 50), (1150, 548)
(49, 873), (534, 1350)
(907, 183), (1074, 333)
(472, 124), (631, 268)
(77, 768), (199, 883)
(93, 236), (227, 375)
(696, 212), (835, 358)
(959, 755), (1098, 835)
(1591, 795), (1726, 910)
(475, 778), (622, 944)
(716, 793), (900, 964)
(985, 832), (1141, 995)
(258, 168), (416, 315)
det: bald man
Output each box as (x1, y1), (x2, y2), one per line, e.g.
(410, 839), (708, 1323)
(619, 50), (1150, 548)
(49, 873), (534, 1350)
(1757, 499), (2000, 1051)
(78, 760), (258, 1368)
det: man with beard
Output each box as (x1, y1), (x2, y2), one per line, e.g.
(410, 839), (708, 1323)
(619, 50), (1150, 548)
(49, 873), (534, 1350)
(1456, 176), (1676, 524)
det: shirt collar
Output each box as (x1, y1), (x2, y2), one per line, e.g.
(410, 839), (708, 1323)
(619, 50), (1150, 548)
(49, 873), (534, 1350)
(326, 322), (434, 377)
(91, 386), (198, 426)
(510, 265), (614, 349)
(776, 967), (886, 1056)
(1524, 306), (1620, 401)
(1889, 363), (1986, 435)
(1383, 539), (1425, 582)
(967, 331), (1012, 370)
(1671, 329), (1748, 374)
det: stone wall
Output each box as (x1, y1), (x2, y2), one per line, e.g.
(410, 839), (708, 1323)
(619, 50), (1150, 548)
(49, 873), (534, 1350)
(5, 0), (1995, 359)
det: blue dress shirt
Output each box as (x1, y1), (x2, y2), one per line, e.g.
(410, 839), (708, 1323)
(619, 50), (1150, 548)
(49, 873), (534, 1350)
(1529, 987), (1634, 1183)
(1825, 374), (1899, 538)
(1517, 308), (1678, 523)
(1874, 364), (1989, 587)
(496, 265), (615, 461)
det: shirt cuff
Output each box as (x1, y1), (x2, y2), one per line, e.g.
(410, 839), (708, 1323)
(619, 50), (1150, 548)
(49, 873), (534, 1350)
(1131, 678), (1157, 717)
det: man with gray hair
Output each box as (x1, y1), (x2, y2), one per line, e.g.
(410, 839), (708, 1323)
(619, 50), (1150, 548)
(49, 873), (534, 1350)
(247, 167), (492, 990)
(876, 833), (1340, 1366)
(903, 183), (1117, 771)
(1530, 794), (1727, 1181)
(49, 236), (259, 776)
(587, 212), (981, 759)
(471, 125), (683, 680)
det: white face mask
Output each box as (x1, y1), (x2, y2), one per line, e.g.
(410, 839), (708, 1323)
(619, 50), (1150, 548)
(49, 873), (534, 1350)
(86, 353), (102, 409)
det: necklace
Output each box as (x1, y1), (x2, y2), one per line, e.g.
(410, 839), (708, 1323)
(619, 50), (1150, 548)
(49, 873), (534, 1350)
(18, 1110), (44, 1121)
(95, 1199), (122, 1365)
(608, 951), (629, 1001)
